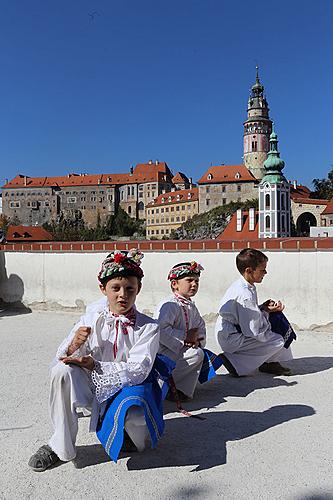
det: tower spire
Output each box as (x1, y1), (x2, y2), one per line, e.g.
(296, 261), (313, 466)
(243, 68), (272, 180)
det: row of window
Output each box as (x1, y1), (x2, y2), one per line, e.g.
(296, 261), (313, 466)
(148, 215), (186, 224)
(148, 204), (194, 215)
(147, 228), (171, 236)
(204, 185), (241, 193)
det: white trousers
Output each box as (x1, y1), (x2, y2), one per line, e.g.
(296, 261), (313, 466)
(217, 331), (293, 376)
(48, 362), (149, 461)
(159, 345), (204, 398)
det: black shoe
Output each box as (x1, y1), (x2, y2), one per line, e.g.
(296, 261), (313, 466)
(259, 362), (291, 376)
(28, 445), (60, 472)
(219, 353), (239, 377)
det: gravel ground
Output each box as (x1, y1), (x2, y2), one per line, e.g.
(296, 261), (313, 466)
(0, 310), (332, 500)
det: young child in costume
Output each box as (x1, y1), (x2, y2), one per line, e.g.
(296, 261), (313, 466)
(154, 261), (206, 400)
(28, 249), (170, 471)
(215, 248), (294, 377)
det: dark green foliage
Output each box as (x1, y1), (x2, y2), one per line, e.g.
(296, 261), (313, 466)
(43, 208), (145, 241)
(170, 198), (258, 240)
(311, 167), (333, 200)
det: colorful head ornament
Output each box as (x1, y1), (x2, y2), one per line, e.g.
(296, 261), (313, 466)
(167, 261), (204, 280)
(98, 248), (144, 283)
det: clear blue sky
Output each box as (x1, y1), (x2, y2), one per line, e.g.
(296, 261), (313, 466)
(0, 0), (332, 189)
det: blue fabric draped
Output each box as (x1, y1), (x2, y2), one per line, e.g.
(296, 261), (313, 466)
(198, 348), (224, 384)
(96, 354), (175, 462)
(269, 311), (297, 348)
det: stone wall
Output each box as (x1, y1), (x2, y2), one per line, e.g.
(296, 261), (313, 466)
(1, 238), (333, 329)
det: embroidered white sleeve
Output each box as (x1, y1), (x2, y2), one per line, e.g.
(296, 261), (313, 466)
(91, 361), (124, 404)
(91, 357), (152, 404)
(126, 357), (152, 386)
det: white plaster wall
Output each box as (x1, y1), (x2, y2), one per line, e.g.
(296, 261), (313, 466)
(1, 250), (332, 329)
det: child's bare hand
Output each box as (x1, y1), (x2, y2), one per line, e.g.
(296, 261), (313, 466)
(264, 300), (285, 313)
(67, 326), (91, 355)
(184, 328), (199, 348)
(60, 355), (95, 371)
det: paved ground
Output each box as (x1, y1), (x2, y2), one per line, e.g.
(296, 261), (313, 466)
(0, 310), (333, 500)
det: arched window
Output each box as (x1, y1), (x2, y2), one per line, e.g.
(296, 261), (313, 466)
(207, 173), (213, 180)
(128, 206), (132, 215)
(281, 194), (285, 210)
(265, 193), (270, 209)
(138, 201), (144, 211)
(265, 215), (270, 230)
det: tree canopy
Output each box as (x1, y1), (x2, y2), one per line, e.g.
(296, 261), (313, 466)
(311, 167), (333, 200)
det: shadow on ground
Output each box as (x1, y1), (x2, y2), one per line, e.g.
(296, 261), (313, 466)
(127, 404), (315, 472)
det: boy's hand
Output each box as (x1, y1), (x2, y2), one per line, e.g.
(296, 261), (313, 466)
(60, 355), (95, 371)
(184, 328), (200, 348)
(67, 326), (92, 355)
(262, 299), (285, 313)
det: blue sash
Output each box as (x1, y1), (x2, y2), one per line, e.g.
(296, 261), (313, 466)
(198, 348), (224, 384)
(96, 354), (175, 462)
(269, 311), (297, 348)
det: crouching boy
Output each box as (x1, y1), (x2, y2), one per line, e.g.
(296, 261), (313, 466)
(28, 249), (166, 471)
(155, 261), (206, 400)
(215, 248), (293, 377)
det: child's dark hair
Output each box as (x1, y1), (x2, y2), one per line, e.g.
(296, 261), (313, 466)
(236, 248), (268, 274)
(100, 271), (142, 288)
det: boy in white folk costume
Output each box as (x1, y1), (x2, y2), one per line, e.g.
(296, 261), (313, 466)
(28, 249), (167, 472)
(215, 248), (294, 377)
(155, 261), (206, 400)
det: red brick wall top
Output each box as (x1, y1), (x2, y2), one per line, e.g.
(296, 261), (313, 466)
(1, 238), (333, 253)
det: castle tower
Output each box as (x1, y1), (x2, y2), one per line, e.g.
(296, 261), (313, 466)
(258, 126), (291, 238)
(243, 67), (272, 180)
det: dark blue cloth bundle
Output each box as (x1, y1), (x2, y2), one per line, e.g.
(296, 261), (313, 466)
(269, 311), (297, 348)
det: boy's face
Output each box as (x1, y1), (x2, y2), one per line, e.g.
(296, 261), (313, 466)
(172, 275), (200, 299)
(100, 276), (141, 315)
(245, 260), (267, 285)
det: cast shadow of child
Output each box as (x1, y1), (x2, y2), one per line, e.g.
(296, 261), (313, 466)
(126, 404), (315, 472)
(0, 252), (31, 317)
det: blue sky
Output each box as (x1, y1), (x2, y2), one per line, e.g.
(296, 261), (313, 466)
(0, 0), (332, 189)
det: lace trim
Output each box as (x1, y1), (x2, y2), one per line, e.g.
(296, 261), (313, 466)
(126, 358), (151, 386)
(91, 361), (123, 404)
(91, 357), (152, 404)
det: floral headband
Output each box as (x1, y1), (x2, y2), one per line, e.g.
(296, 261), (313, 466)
(167, 261), (204, 280)
(98, 249), (144, 283)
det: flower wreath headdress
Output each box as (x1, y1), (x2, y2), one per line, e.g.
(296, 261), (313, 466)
(167, 261), (204, 280)
(98, 248), (144, 283)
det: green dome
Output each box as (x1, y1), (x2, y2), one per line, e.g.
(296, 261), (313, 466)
(261, 126), (287, 184)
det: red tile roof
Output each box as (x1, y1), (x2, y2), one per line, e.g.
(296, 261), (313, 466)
(321, 197), (333, 215)
(216, 210), (259, 240)
(172, 172), (189, 183)
(147, 187), (198, 207)
(292, 197), (328, 205)
(198, 164), (257, 184)
(6, 225), (54, 242)
(290, 184), (311, 199)
(2, 161), (173, 189)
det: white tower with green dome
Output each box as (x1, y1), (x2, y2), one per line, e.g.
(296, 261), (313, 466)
(258, 126), (291, 238)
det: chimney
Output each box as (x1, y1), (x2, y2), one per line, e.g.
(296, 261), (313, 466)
(130, 166), (134, 175)
(155, 160), (159, 165)
(293, 180), (297, 189)
(148, 160), (153, 165)
(24, 176), (27, 186)
(236, 209), (243, 232)
(249, 208), (255, 231)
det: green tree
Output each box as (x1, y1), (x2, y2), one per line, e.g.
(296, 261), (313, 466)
(311, 167), (333, 200)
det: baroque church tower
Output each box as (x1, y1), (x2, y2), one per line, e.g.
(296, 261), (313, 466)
(243, 67), (272, 180)
(258, 126), (291, 238)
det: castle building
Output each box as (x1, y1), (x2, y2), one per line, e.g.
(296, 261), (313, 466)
(197, 164), (257, 214)
(1, 161), (174, 227)
(145, 187), (198, 239)
(258, 127), (291, 238)
(243, 66), (273, 180)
